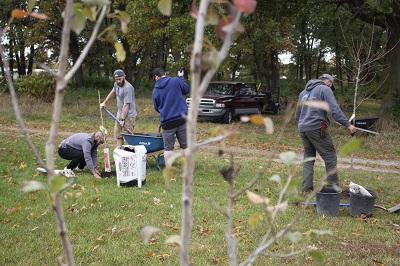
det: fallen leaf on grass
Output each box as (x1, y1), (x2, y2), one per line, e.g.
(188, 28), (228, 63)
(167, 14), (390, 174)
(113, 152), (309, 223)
(92, 245), (99, 252)
(146, 250), (154, 257)
(96, 234), (104, 241)
(153, 197), (162, 205)
(352, 230), (361, 236)
(136, 214), (144, 217)
(158, 254), (170, 260)
(372, 259), (384, 266)
(31, 226), (39, 231)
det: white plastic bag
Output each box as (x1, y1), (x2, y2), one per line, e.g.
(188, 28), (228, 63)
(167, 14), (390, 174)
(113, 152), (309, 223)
(349, 182), (373, 197)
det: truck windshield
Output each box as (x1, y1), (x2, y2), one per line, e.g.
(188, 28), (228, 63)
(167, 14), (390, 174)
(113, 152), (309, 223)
(206, 84), (235, 95)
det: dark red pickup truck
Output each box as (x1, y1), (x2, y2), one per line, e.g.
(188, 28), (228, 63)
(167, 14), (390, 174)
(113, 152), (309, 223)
(186, 81), (278, 124)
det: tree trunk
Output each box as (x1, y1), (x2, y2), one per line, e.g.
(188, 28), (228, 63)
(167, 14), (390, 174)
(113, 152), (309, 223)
(133, 46), (152, 92)
(270, 50), (280, 91)
(27, 45), (35, 75)
(69, 33), (84, 87)
(381, 22), (400, 114)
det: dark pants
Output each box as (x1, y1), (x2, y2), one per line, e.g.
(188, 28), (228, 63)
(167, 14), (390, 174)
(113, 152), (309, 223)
(58, 147), (86, 170)
(300, 129), (338, 191)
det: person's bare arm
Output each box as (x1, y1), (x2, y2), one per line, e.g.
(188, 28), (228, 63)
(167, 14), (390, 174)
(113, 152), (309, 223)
(100, 90), (115, 108)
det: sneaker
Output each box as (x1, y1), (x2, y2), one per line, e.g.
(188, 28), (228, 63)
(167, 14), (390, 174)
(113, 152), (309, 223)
(74, 167), (85, 172)
(63, 167), (75, 178)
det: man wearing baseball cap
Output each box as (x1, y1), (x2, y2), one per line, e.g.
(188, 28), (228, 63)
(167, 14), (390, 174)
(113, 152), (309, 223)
(295, 74), (356, 192)
(100, 69), (137, 146)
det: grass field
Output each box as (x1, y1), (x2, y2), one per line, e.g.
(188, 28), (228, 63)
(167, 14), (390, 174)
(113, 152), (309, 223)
(0, 90), (399, 265)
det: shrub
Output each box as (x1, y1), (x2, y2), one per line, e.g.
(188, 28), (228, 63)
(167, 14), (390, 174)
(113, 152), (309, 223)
(15, 71), (56, 102)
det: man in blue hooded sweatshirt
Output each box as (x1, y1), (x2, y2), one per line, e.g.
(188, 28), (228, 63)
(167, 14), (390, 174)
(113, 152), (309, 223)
(295, 74), (356, 192)
(152, 67), (190, 167)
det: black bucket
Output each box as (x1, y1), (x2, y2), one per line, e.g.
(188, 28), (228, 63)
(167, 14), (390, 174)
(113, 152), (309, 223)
(316, 186), (341, 217)
(349, 189), (377, 217)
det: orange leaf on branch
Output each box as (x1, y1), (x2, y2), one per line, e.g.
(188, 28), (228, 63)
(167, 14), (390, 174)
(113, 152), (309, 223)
(11, 9), (29, 18)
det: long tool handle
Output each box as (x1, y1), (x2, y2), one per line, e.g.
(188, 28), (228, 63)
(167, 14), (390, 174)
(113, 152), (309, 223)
(335, 121), (378, 135)
(102, 107), (135, 135)
(98, 90), (104, 128)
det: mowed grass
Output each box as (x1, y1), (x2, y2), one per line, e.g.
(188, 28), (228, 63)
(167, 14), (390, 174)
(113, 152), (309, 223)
(0, 90), (400, 265)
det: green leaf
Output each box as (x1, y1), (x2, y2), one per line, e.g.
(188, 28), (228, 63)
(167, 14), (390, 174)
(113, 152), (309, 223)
(205, 7), (218, 25)
(83, 7), (98, 22)
(82, 0), (111, 5)
(286, 231), (302, 243)
(114, 42), (126, 62)
(28, 0), (36, 12)
(302, 157), (316, 164)
(269, 174), (281, 184)
(286, 179), (298, 193)
(140, 226), (160, 245)
(115, 10), (130, 34)
(71, 11), (87, 35)
(308, 250), (324, 263)
(158, 0), (172, 16)
(22, 180), (46, 192)
(165, 234), (181, 246)
(50, 175), (66, 192)
(279, 151), (296, 166)
(165, 151), (183, 167)
(338, 139), (363, 158)
(307, 229), (333, 238)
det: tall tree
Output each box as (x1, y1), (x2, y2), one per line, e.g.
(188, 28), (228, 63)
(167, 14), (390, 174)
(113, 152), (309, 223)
(337, 0), (400, 114)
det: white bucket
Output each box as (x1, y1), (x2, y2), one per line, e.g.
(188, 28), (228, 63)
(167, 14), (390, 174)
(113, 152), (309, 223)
(113, 145), (147, 188)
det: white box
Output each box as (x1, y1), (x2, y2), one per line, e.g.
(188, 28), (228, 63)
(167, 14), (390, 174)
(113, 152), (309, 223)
(113, 145), (147, 188)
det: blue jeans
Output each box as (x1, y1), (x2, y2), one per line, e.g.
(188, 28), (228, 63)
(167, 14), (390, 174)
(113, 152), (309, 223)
(300, 128), (338, 191)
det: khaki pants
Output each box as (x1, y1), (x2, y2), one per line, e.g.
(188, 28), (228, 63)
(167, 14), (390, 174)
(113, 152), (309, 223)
(114, 117), (135, 140)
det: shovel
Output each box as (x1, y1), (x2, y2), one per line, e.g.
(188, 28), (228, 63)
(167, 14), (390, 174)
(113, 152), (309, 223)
(102, 107), (134, 135)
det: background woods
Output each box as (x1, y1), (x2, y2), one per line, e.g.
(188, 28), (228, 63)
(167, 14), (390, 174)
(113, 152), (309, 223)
(0, 0), (399, 116)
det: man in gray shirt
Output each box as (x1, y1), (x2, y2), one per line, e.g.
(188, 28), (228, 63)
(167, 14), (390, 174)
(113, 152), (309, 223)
(295, 74), (356, 192)
(58, 132), (104, 178)
(100, 69), (137, 146)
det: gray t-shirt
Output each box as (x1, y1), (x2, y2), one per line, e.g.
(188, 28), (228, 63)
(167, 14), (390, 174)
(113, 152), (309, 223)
(113, 80), (137, 118)
(59, 133), (98, 171)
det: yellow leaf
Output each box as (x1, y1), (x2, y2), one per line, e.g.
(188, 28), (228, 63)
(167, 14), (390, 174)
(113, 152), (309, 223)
(114, 42), (126, 62)
(210, 126), (221, 137)
(249, 213), (263, 226)
(249, 114), (264, 125)
(157, 0), (172, 16)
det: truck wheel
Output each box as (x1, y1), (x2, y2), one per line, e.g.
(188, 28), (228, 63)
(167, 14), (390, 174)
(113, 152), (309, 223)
(221, 109), (233, 124)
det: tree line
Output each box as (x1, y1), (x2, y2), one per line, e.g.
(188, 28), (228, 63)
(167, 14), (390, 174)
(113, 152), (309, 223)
(1, 0), (399, 114)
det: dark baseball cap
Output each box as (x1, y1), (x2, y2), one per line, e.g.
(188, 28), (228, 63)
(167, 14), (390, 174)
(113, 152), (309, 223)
(114, 69), (125, 77)
(319, 74), (336, 91)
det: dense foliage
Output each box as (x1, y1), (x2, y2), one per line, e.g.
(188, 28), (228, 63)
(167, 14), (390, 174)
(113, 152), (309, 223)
(1, 0), (399, 113)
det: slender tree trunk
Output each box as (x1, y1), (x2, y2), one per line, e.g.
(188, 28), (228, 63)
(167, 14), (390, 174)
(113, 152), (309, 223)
(381, 22), (400, 114)
(27, 45), (34, 75)
(69, 33), (84, 87)
(133, 46), (152, 91)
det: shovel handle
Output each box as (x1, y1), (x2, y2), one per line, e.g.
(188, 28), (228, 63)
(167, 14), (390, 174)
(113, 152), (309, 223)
(102, 107), (134, 135)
